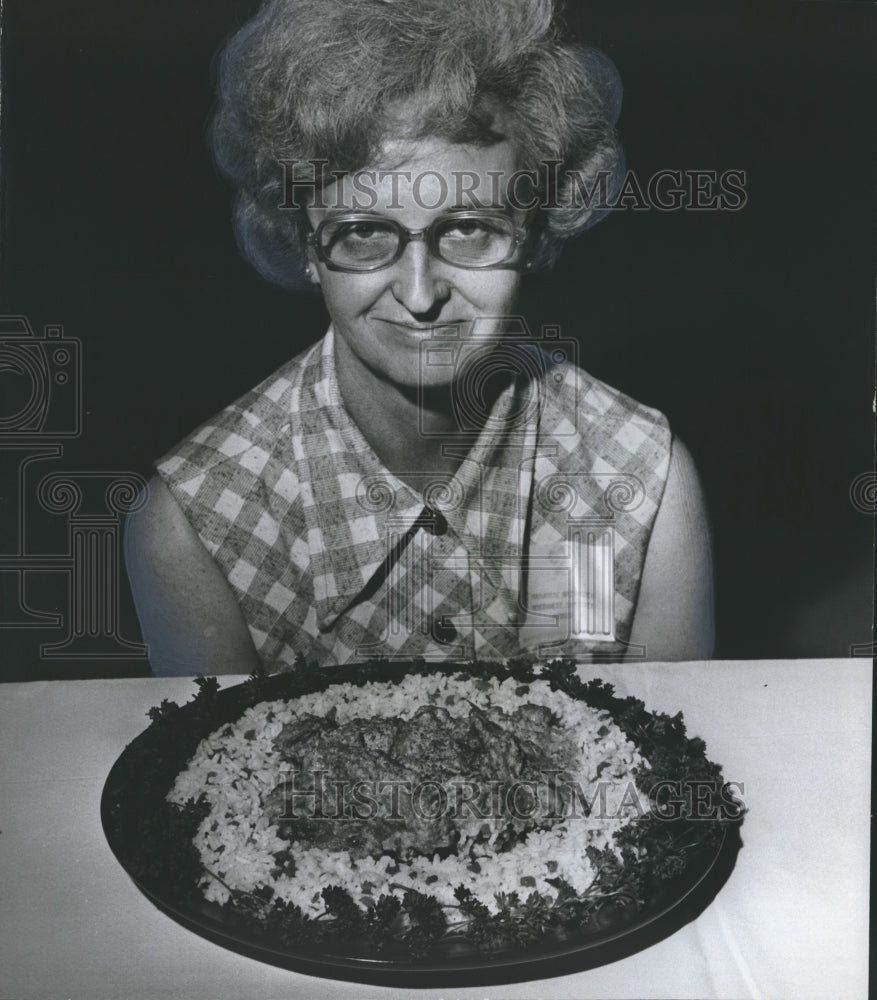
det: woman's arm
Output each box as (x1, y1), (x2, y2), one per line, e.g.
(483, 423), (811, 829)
(124, 476), (262, 676)
(627, 437), (715, 660)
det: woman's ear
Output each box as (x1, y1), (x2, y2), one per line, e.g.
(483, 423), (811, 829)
(305, 239), (322, 285)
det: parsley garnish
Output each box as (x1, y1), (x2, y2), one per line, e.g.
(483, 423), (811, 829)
(116, 657), (742, 958)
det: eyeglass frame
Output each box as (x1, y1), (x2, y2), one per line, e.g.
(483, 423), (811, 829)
(305, 210), (532, 273)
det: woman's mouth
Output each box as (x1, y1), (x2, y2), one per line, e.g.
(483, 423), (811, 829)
(373, 318), (468, 336)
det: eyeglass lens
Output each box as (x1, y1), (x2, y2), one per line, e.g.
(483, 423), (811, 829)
(317, 215), (516, 269)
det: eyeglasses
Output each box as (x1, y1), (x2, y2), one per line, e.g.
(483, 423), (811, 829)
(306, 211), (528, 272)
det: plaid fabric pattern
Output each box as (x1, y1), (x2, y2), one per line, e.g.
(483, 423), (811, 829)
(156, 329), (671, 667)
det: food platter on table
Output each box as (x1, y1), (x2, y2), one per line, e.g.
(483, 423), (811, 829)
(101, 658), (744, 987)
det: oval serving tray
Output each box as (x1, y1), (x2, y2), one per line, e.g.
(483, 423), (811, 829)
(101, 664), (742, 987)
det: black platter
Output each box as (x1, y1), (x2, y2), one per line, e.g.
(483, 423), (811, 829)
(101, 663), (742, 987)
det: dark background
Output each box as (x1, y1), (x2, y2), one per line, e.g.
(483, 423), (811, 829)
(0, 0), (873, 679)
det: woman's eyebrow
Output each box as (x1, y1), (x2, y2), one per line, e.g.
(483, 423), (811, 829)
(446, 203), (509, 213)
(318, 205), (512, 221)
(318, 208), (386, 221)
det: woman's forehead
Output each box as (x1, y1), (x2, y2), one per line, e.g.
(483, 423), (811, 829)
(314, 137), (521, 218)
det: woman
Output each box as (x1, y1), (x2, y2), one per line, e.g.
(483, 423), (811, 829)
(125, 0), (713, 675)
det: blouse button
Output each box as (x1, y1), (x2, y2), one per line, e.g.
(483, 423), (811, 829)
(425, 509), (448, 536)
(432, 619), (458, 644)
(413, 505), (447, 535)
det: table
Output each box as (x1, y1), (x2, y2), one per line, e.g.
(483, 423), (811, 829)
(0, 659), (870, 1000)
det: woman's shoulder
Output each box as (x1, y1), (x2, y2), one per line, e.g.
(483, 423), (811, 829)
(155, 337), (325, 487)
(541, 358), (672, 470)
(555, 360), (669, 431)
(151, 337), (329, 557)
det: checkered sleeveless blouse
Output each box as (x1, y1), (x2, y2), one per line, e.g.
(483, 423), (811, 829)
(157, 329), (671, 667)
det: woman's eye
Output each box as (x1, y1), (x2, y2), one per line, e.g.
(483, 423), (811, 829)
(323, 220), (397, 259)
(341, 222), (383, 240)
(445, 219), (491, 238)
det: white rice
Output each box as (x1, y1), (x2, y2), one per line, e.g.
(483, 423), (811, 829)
(167, 672), (651, 917)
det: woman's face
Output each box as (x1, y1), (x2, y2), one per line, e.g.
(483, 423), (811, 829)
(307, 137), (526, 392)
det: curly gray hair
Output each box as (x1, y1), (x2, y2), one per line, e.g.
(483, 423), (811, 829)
(211, 0), (623, 288)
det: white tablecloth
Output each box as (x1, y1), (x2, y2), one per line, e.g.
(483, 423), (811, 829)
(0, 659), (870, 999)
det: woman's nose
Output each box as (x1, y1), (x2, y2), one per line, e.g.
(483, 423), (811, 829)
(391, 240), (451, 316)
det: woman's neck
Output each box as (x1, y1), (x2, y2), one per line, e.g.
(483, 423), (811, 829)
(334, 344), (463, 482)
